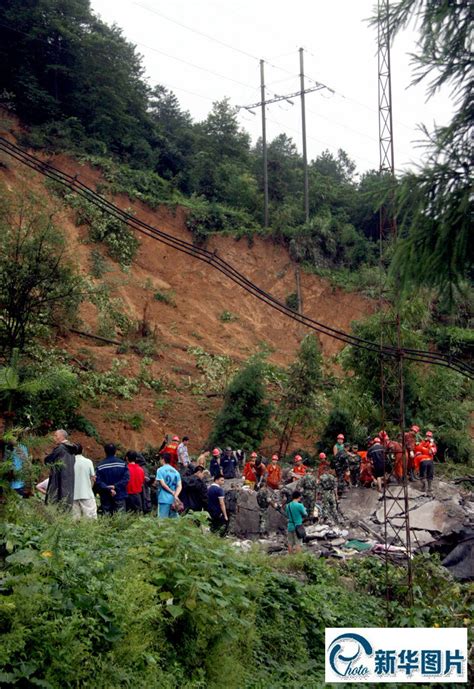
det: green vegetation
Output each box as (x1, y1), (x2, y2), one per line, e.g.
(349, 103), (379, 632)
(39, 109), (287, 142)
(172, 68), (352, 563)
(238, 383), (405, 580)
(61, 191), (139, 270)
(378, 0), (473, 296)
(276, 334), (325, 456)
(0, 184), (84, 356)
(153, 290), (175, 306)
(219, 310), (238, 323)
(285, 292), (299, 312)
(188, 346), (237, 396)
(336, 301), (474, 461)
(0, 500), (471, 688)
(208, 360), (272, 450)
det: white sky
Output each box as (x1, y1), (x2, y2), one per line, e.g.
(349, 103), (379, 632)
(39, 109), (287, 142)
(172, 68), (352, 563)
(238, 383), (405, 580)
(91, 0), (454, 176)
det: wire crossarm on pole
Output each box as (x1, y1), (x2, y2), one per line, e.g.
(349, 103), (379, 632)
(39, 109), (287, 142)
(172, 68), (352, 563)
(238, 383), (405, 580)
(236, 84), (329, 111)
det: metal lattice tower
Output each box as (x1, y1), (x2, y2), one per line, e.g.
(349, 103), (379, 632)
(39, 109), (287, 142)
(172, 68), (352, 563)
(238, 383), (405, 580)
(377, 0), (414, 607)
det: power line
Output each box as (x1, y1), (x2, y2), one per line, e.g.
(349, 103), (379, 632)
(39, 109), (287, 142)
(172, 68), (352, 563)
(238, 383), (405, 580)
(0, 137), (471, 379)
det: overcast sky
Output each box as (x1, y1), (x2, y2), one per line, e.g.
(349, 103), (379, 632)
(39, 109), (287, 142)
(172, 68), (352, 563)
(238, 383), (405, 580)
(91, 0), (453, 176)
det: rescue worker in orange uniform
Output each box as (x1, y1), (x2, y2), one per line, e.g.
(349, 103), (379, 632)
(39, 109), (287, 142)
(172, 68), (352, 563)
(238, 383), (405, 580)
(414, 438), (435, 495)
(291, 454), (307, 480)
(243, 452), (258, 487)
(160, 435), (179, 469)
(266, 454), (282, 489)
(404, 424), (420, 481)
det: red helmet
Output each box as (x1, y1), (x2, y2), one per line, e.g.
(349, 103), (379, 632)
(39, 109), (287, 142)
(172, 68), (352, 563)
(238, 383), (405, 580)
(250, 452), (258, 458)
(337, 434), (344, 440)
(319, 452), (326, 460)
(294, 454), (302, 462)
(373, 437), (381, 443)
(425, 430), (433, 438)
(379, 430), (388, 439)
(411, 425), (420, 433)
(172, 435), (179, 442)
(271, 454), (279, 460)
(212, 448), (220, 456)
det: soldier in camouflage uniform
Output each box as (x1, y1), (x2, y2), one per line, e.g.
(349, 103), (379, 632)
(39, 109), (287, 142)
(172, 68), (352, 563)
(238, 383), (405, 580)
(296, 471), (318, 522)
(256, 485), (276, 537)
(318, 471), (340, 524)
(224, 484), (239, 534)
(348, 445), (361, 487)
(332, 444), (350, 497)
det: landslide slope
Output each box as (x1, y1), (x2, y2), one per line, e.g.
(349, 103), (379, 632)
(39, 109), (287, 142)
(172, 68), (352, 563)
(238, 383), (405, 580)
(0, 148), (376, 454)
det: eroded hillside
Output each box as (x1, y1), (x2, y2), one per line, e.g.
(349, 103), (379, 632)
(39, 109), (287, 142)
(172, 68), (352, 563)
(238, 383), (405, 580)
(0, 146), (376, 456)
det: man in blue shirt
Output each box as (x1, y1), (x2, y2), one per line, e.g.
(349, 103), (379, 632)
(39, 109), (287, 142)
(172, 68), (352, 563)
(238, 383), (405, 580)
(95, 443), (130, 514)
(156, 452), (182, 518)
(220, 447), (237, 479)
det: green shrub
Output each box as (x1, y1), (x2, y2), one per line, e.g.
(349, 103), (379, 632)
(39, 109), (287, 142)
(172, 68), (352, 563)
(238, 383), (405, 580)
(285, 292), (299, 311)
(61, 192), (139, 269)
(125, 413), (144, 431)
(0, 502), (469, 688)
(219, 310), (238, 322)
(153, 290), (175, 306)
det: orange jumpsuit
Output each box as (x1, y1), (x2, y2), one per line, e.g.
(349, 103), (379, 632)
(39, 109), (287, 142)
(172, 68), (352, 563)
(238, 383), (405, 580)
(358, 451), (374, 487)
(161, 442), (179, 468)
(292, 464), (307, 479)
(266, 463), (282, 489)
(414, 441), (433, 472)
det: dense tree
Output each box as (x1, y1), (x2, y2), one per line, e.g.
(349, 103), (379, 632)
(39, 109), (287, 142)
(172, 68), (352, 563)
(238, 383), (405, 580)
(208, 361), (271, 451)
(376, 0), (473, 296)
(0, 184), (84, 356)
(0, 0), (152, 164)
(277, 334), (324, 456)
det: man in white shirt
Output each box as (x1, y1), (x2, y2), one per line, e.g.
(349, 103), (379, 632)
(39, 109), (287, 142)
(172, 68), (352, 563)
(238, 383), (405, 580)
(177, 436), (190, 469)
(72, 443), (97, 519)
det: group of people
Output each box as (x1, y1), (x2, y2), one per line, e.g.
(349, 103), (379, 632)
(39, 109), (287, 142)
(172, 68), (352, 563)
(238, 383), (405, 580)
(5, 424), (438, 551)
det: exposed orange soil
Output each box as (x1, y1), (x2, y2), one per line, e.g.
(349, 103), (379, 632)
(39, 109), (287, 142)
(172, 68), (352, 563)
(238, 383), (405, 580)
(0, 141), (376, 458)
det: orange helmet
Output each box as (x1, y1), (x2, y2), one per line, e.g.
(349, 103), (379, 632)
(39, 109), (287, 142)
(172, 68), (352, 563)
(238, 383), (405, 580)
(271, 454), (279, 460)
(212, 448), (220, 456)
(172, 435), (179, 442)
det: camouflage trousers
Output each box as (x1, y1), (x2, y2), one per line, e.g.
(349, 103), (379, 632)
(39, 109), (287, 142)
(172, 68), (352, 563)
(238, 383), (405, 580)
(259, 507), (269, 536)
(320, 494), (339, 524)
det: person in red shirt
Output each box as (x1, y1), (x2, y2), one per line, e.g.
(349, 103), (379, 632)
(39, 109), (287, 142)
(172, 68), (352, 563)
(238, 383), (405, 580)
(291, 454), (307, 480)
(266, 454), (282, 489)
(243, 452), (258, 486)
(125, 450), (145, 512)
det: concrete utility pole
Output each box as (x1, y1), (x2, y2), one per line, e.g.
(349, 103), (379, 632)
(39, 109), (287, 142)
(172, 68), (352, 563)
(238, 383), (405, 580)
(299, 47), (310, 223)
(260, 59), (269, 228)
(238, 59), (333, 227)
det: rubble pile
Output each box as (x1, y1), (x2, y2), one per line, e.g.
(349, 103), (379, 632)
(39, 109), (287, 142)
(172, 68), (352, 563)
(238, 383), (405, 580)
(226, 478), (474, 579)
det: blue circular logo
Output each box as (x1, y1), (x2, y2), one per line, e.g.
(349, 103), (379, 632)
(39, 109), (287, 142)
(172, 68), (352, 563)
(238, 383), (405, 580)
(328, 633), (373, 678)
